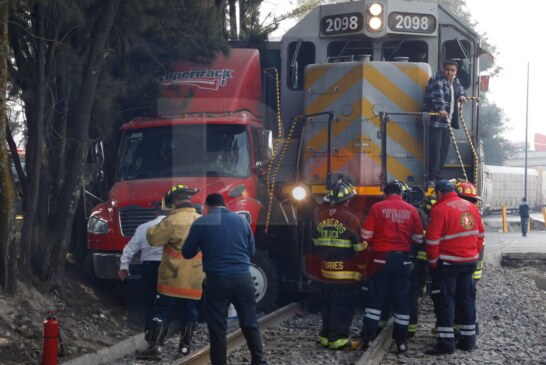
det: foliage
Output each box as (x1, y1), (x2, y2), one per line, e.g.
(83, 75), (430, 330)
(6, 0), (228, 291)
(477, 94), (515, 164)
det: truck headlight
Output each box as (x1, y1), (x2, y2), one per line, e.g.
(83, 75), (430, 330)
(87, 217), (109, 234)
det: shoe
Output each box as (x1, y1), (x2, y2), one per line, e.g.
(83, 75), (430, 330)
(456, 342), (476, 351)
(317, 335), (329, 348)
(360, 337), (370, 351)
(425, 346), (454, 355)
(178, 324), (196, 356)
(397, 342), (409, 353)
(329, 337), (361, 350)
(135, 346), (162, 360)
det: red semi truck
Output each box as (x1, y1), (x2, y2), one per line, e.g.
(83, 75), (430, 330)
(87, 49), (283, 310)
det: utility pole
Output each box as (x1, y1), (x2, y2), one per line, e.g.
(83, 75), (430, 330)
(524, 62), (529, 201)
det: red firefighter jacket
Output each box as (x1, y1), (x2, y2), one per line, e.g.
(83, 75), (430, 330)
(425, 191), (485, 267)
(361, 195), (424, 252)
(306, 203), (367, 283)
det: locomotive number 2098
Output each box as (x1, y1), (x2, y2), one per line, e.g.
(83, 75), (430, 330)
(388, 12), (436, 34)
(320, 12), (363, 36)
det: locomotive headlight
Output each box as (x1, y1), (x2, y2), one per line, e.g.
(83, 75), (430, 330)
(368, 17), (382, 30)
(369, 3), (383, 16)
(291, 185), (308, 201)
(367, 2), (384, 32)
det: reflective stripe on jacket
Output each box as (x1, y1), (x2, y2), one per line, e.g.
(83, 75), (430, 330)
(147, 206), (205, 299)
(308, 204), (366, 283)
(425, 192), (484, 266)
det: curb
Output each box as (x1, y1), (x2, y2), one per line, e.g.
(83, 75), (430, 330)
(61, 333), (145, 365)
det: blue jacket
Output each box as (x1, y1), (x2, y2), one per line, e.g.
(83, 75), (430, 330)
(182, 207), (255, 275)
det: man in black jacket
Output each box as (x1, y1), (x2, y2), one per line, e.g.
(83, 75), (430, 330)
(519, 197), (530, 237)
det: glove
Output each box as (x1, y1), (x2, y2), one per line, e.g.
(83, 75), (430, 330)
(472, 261), (483, 281)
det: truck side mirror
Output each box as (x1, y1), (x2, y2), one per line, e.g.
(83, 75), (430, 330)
(92, 141), (105, 167)
(263, 130), (273, 160)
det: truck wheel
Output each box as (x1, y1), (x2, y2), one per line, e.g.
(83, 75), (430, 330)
(250, 250), (279, 313)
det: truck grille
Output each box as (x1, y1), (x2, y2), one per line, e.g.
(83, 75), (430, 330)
(119, 206), (157, 237)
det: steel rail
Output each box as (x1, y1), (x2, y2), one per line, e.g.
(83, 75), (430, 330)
(174, 302), (301, 365)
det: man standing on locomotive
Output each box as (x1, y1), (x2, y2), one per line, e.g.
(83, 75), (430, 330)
(360, 181), (424, 353)
(425, 180), (484, 355)
(422, 60), (467, 182)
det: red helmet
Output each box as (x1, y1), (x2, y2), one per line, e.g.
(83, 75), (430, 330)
(455, 181), (481, 202)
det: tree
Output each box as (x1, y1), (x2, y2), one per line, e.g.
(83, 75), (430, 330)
(6, 0), (229, 292)
(0, 0), (17, 294)
(477, 95), (515, 164)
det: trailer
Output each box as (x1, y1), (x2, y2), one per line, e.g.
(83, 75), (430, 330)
(481, 165), (545, 214)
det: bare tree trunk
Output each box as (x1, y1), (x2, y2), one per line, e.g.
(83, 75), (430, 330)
(46, 0), (122, 287)
(19, 2), (47, 282)
(0, 0), (17, 294)
(228, 0), (237, 39)
(6, 122), (27, 199)
(238, 0), (247, 39)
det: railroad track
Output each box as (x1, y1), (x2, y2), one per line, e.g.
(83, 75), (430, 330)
(63, 301), (432, 365)
(175, 303), (302, 365)
(176, 302), (401, 365)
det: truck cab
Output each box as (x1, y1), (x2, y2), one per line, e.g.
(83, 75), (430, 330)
(87, 49), (278, 309)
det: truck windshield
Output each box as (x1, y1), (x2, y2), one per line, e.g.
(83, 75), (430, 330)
(116, 124), (251, 181)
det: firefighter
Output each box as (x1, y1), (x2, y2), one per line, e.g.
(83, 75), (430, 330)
(454, 180), (484, 336)
(136, 184), (205, 360)
(454, 180), (485, 281)
(312, 181), (366, 350)
(360, 181), (424, 353)
(425, 180), (484, 355)
(407, 197), (429, 339)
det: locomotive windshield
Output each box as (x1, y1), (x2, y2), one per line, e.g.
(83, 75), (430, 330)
(116, 124), (251, 181)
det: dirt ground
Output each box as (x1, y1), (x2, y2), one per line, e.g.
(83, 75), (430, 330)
(0, 257), (140, 365)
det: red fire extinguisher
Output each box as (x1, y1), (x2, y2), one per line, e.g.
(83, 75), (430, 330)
(42, 311), (59, 365)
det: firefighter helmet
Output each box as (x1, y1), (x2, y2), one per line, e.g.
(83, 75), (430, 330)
(392, 180), (409, 194)
(455, 180), (481, 202)
(324, 181), (356, 204)
(164, 184), (200, 207)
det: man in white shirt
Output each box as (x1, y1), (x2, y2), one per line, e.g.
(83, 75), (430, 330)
(119, 214), (165, 340)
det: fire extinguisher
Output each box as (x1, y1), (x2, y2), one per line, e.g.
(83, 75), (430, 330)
(42, 311), (64, 365)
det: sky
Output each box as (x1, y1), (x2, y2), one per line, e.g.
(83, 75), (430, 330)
(465, 0), (542, 146)
(261, 0), (544, 147)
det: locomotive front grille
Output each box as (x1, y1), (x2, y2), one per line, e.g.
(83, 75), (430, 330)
(119, 206), (157, 237)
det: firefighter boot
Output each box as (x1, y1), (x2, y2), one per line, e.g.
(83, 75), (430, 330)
(177, 323), (196, 356)
(136, 318), (167, 360)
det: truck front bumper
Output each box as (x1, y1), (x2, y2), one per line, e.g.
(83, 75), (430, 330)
(92, 252), (122, 280)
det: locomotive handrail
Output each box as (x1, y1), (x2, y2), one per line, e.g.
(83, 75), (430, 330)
(378, 99), (479, 189)
(378, 110), (440, 188)
(457, 96), (480, 188)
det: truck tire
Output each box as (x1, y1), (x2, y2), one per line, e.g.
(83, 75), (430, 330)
(250, 250), (279, 313)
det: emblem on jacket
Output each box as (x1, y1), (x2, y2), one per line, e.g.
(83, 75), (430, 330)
(459, 212), (475, 230)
